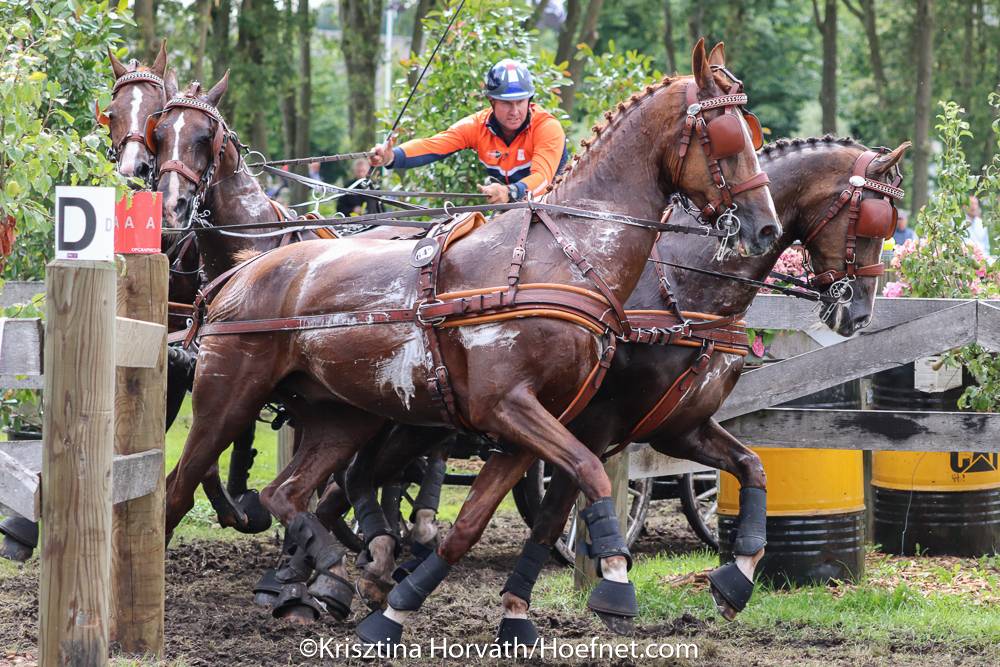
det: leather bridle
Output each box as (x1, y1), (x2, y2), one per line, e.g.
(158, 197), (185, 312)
(97, 69), (165, 166)
(674, 75), (771, 223)
(802, 149), (904, 291)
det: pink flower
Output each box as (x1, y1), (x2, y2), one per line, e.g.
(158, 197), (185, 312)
(882, 281), (906, 298)
(751, 336), (765, 357)
(977, 268), (986, 278)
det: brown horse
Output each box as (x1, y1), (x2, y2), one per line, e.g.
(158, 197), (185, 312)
(160, 39), (779, 635)
(331, 135), (909, 638)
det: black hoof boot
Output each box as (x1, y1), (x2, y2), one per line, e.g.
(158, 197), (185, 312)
(495, 617), (539, 648)
(392, 540), (433, 583)
(233, 490), (272, 534)
(356, 609), (403, 647)
(309, 572), (354, 621)
(708, 561), (754, 620)
(272, 582), (324, 624)
(0, 517), (38, 563)
(253, 568), (282, 608)
(588, 580), (638, 634)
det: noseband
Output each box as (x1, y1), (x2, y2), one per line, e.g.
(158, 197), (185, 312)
(675, 77), (771, 223)
(98, 69), (165, 165)
(802, 149), (905, 291)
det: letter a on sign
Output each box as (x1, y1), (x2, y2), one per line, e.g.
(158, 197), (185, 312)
(55, 186), (115, 261)
(115, 191), (162, 254)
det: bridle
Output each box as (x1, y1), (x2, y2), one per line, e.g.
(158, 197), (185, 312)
(674, 68), (770, 226)
(146, 95), (237, 226)
(96, 68), (165, 167)
(800, 149), (904, 308)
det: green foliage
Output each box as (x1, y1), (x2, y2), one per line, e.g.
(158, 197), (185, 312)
(380, 1), (570, 195)
(572, 40), (662, 128)
(0, 0), (132, 280)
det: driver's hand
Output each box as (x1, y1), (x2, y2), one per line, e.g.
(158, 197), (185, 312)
(479, 182), (509, 204)
(369, 136), (396, 167)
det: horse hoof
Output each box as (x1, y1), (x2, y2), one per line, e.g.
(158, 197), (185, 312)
(495, 617), (539, 647)
(593, 610), (636, 635)
(356, 574), (393, 611)
(253, 568), (282, 608)
(587, 579), (639, 618)
(0, 536), (34, 562)
(271, 582), (322, 624)
(309, 572), (354, 621)
(707, 561), (753, 621)
(233, 490), (272, 534)
(356, 609), (403, 647)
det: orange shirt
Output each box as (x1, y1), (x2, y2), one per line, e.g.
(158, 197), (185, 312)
(389, 104), (568, 199)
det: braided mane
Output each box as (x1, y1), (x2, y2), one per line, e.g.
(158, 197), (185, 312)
(547, 75), (682, 195)
(759, 135), (865, 162)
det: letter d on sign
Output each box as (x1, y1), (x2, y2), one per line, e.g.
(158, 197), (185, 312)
(55, 186), (115, 261)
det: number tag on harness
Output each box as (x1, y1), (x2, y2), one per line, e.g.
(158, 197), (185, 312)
(410, 237), (440, 268)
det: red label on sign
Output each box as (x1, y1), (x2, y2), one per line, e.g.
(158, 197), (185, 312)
(115, 191), (162, 254)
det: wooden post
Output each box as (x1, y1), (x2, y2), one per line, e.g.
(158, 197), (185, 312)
(574, 453), (630, 590)
(40, 260), (117, 667)
(111, 254), (167, 656)
(277, 424), (295, 473)
(859, 377), (875, 543)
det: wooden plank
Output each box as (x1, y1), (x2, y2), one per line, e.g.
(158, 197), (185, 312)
(111, 450), (164, 505)
(0, 439), (43, 472)
(718, 301), (978, 421)
(723, 408), (1000, 452)
(0, 448), (39, 521)
(0, 318), (43, 376)
(0, 375), (44, 389)
(574, 453), (629, 590)
(115, 316), (166, 369)
(977, 301), (1000, 353)
(627, 443), (713, 478)
(0, 281), (44, 308)
(744, 294), (984, 332)
(111, 253), (167, 657)
(40, 259), (116, 667)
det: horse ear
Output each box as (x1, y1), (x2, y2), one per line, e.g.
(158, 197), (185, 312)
(164, 68), (178, 99)
(708, 42), (726, 67)
(869, 141), (911, 176)
(691, 38), (712, 91)
(204, 70), (229, 107)
(151, 39), (168, 78)
(108, 46), (127, 79)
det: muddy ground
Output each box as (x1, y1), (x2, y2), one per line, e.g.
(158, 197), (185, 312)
(0, 502), (993, 666)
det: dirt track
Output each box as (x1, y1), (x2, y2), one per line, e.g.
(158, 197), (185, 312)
(0, 503), (995, 666)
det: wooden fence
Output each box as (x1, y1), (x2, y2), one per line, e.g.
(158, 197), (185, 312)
(0, 258), (168, 665)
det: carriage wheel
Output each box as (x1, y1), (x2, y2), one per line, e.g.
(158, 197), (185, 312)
(513, 461), (652, 565)
(678, 471), (720, 551)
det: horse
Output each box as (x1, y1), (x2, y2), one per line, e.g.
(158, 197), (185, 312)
(157, 39), (779, 638)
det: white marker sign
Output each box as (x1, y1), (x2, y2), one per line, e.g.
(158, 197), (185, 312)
(54, 186), (116, 261)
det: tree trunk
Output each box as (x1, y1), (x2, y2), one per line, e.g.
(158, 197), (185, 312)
(407, 0), (434, 87)
(523, 0), (547, 31)
(281, 0), (298, 161)
(663, 0), (676, 73)
(911, 0), (934, 214)
(843, 0), (888, 110)
(556, 0), (581, 66)
(193, 0), (213, 83)
(688, 1), (704, 48)
(134, 0), (157, 62)
(211, 0), (232, 96)
(340, 0), (383, 150)
(562, 0), (605, 116)
(293, 0), (312, 202)
(236, 0), (271, 151)
(960, 0), (974, 113)
(813, 0), (837, 134)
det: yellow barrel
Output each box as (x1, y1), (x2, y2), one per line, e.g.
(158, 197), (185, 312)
(718, 447), (865, 586)
(871, 364), (1000, 556)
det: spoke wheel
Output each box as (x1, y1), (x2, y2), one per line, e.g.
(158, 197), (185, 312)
(678, 471), (719, 550)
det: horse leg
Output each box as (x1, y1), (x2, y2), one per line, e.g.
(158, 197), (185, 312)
(164, 345), (195, 431)
(649, 418), (766, 620)
(262, 404), (386, 624)
(226, 423), (272, 533)
(407, 442), (449, 547)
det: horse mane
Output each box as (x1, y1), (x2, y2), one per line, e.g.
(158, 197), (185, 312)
(759, 135), (865, 162)
(233, 248), (262, 264)
(547, 75), (683, 195)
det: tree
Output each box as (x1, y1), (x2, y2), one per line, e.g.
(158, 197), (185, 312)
(561, 0), (605, 115)
(408, 0), (435, 87)
(340, 0), (383, 150)
(811, 0), (837, 134)
(912, 0), (934, 212)
(294, 0), (312, 201)
(663, 0), (676, 73)
(842, 0), (888, 110)
(134, 0), (158, 61)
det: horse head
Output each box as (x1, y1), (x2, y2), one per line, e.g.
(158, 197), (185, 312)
(550, 39), (781, 257)
(99, 40), (167, 185)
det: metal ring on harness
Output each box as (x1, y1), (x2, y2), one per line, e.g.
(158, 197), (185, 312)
(242, 150), (267, 178)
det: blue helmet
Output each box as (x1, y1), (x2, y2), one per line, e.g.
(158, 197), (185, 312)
(485, 59), (535, 101)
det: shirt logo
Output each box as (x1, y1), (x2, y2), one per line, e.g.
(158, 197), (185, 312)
(487, 150), (503, 161)
(517, 149), (525, 161)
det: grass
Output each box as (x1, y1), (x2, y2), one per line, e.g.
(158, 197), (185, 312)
(533, 548), (1000, 655)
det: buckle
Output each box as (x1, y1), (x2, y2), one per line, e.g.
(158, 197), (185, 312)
(849, 175), (865, 187)
(416, 299), (447, 326)
(687, 102), (702, 116)
(511, 247), (525, 263)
